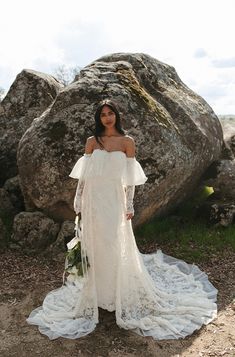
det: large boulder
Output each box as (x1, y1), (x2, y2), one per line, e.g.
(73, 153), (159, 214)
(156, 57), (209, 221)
(47, 220), (75, 254)
(17, 53), (223, 225)
(201, 116), (235, 200)
(0, 218), (7, 249)
(0, 187), (15, 215)
(199, 116), (235, 227)
(197, 201), (235, 227)
(202, 159), (235, 200)
(218, 115), (235, 160)
(196, 116), (235, 227)
(11, 211), (60, 253)
(3, 175), (25, 212)
(0, 69), (63, 186)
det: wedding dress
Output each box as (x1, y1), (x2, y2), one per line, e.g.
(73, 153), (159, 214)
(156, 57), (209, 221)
(26, 148), (217, 340)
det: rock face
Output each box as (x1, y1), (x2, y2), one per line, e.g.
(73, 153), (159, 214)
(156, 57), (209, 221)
(11, 211), (60, 252)
(47, 220), (75, 254)
(3, 175), (25, 212)
(0, 69), (63, 186)
(0, 218), (7, 247)
(0, 187), (14, 215)
(202, 160), (235, 200)
(17, 53), (223, 225)
(219, 116), (235, 160)
(202, 116), (235, 200)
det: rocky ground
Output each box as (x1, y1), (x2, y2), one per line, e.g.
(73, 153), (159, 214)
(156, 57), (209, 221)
(0, 245), (234, 357)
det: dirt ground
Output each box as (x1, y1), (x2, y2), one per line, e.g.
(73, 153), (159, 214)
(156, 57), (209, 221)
(0, 246), (235, 357)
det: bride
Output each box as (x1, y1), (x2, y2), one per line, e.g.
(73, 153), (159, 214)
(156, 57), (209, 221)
(26, 99), (217, 340)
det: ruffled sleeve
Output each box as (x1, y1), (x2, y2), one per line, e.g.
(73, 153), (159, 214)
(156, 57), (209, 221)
(122, 157), (148, 186)
(69, 153), (91, 180)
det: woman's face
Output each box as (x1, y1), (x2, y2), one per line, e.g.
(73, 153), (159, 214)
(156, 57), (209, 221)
(100, 105), (116, 128)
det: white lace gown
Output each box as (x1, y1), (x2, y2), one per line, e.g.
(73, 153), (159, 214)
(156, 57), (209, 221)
(26, 149), (217, 340)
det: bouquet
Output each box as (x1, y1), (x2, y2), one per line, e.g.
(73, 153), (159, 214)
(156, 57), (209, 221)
(63, 214), (90, 284)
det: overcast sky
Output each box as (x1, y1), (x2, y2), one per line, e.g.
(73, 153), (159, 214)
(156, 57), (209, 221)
(0, 0), (234, 114)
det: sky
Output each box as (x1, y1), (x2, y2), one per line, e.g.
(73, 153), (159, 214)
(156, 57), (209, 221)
(0, 0), (234, 115)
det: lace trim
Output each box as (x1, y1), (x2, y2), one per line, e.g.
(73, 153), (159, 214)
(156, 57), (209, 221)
(74, 180), (85, 214)
(125, 185), (135, 214)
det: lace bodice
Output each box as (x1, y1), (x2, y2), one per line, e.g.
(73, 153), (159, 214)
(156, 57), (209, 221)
(69, 149), (148, 186)
(70, 149), (144, 215)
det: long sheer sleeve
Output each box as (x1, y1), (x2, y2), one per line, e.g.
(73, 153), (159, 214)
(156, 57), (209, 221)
(74, 180), (85, 214)
(69, 153), (91, 214)
(123, 156), (147, 216)
(125, 185), (135, 215)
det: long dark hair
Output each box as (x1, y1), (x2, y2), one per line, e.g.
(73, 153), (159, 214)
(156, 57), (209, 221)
(94, 99), (126, 149)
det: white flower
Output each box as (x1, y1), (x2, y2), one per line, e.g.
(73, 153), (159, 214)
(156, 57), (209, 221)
(67, 236), (81, 250)
(68, 265), (78, 275)
(67, 274), (75, 283)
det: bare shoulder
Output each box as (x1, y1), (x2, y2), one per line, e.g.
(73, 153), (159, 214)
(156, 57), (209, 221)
(86, 136), (96, 144)
(85, 136), (96, 154)
(124, 135), (136, 157)
(124, 135), (135, 146)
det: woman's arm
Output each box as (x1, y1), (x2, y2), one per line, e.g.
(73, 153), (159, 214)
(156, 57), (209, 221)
(73, 137), (93, 216)
(125, 136), (136, 219)
(126, 185), (135, 215)
(125, 135), (136, 158)
(85, 136), (95, 154)
(74, 180), (84, 215)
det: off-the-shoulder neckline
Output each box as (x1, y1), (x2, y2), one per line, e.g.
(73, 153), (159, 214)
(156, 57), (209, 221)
(91, 149), (135, 159)
(85, 148), (135, 159)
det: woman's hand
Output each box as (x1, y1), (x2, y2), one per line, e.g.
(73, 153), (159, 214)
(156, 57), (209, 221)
(126, 212), (134, 220)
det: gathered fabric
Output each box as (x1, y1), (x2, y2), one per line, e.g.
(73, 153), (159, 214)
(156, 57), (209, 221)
(68, 148), (148, 185)
(26, 148), (217, 340)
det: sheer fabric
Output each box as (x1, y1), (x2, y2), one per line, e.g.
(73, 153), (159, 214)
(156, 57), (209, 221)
(125, 185), (135, 214)
(73, 179), (85, 214)
(26, 148), (217, 340)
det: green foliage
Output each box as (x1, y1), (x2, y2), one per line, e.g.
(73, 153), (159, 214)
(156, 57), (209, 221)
(175, 185), (214, 218)
(135, 185), (235, 263)
(65, 242), (90, 276)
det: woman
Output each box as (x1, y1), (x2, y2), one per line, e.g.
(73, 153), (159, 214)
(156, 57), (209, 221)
(26, 99), (217, 340)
